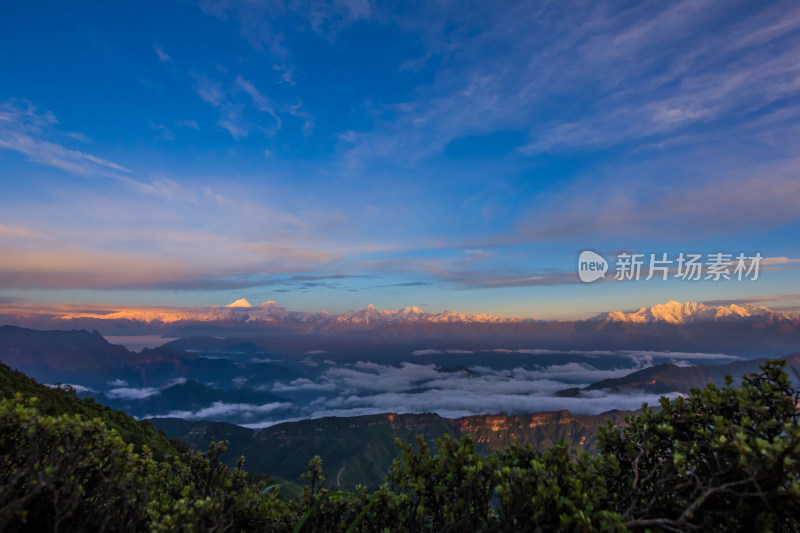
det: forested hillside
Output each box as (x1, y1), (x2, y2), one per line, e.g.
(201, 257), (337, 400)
(0, 361), (179, 458)
(2, 359), (800, 531)
(152, 410), (631, 490)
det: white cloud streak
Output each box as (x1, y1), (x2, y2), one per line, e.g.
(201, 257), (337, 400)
(157, 401), (294, 421)
(108, 386), (159, 400)
(153, 44), (173, 63)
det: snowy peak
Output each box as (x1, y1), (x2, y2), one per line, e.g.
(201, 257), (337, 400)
(591, 300), (792, 324)
(225, 298), (253, 308)
(332, 306), (525, 325)
(48, 299), (797, 329)
(54, 301), (524, 327)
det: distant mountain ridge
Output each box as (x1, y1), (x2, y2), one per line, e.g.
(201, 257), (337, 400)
(589, 300), (797, 324)
(52, 301), (529, 327)
(0, 325), (302, 389)
(5, 300), (798, 333)
(3, 299), (800, 357)
(0, 325), (135, 382)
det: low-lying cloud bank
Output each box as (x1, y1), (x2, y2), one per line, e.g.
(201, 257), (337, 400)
(307, 390), (677, 420)
(270, 361), (668, 421)
(154, 401), (294, 421)
(412, 347), (740, 362)
(107, 348), (742, 426)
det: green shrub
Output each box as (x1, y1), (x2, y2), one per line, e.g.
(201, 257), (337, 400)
(597, 360), (800, 531)
(0, 395), (295, 532)
(2, 359), (798, 532)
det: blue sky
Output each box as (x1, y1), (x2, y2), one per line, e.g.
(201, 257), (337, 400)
(1, 0), (799, 319)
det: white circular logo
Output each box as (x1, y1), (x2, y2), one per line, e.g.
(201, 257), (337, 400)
(578, 250), (608, 283)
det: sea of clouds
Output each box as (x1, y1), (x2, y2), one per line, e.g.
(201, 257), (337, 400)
(83, 348), (741, 426)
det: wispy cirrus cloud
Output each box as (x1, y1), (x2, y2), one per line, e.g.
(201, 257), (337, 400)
(194, 75), (286, 139)
(358, 255), (580, 290)
(233, 76), (281, 132)
(506, 163), (800, 243)
(0, 239), (341, 290)
(334, 0), (800, 185)
(149, 122), (175, 140)
(200, 0), (371, 49)
(406, 250), (800, 288)
(0, 99), (219, 209)
(762, 257), (800, 266)
(701, 294), (800, 307)
(174, 119), (200, 130)
(519, 4), (800, 153)
(0, 224), (40, 239)
(421, 267), (574, 289)
(0, 99), (131, 178)
(153, 44), (173, 63)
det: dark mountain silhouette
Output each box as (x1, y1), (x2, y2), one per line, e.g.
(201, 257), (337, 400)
(0, 325), (135, 386)
(0, 326), (302, 389)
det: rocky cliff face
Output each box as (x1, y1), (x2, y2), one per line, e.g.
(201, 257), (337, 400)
(450, 410), (630, 452)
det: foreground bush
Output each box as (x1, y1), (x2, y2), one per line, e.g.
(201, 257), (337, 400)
(1, 360), (798, 531)
(0, 396), (150, 531)
(0, 395), (294, 532)
(598, 360), (800, 531)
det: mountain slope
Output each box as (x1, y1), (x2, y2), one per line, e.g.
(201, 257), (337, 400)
(0, 360), (179, 458)
(151, 409), (633, 490)
(0, 326), (303, 389)
(0, 325), (136, 385)
(451, 410), (630, 451)
(153, 413), (467, 489)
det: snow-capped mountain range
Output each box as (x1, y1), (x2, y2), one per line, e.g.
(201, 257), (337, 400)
(50, 299), (798, 327)
(588, 300), (797, 324)
(55, 300), (527, 326)
(2, 298), (797, 356)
